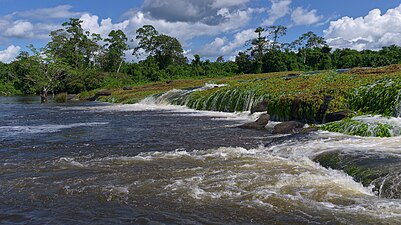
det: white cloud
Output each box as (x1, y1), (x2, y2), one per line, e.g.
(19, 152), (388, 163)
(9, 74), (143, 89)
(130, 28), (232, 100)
(125, 9), (254, 42)
(221, 29), (256, 54)
(210, 0), (250, 9)
(0, 5), (82, 40)
(80, 14), (129, 38)
(262, 0), (292, 26)
(16, 5), (82, 20)
(198, 29), (256, 57)
(291, 7), (322, 26)
(324, 4), (401, 50)
(0, 45), (21, 63)
(199, 37), (227, 56)
(4, 20), (34, 38)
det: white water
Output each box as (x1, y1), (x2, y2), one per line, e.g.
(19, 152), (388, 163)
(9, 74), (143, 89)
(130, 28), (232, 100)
(0, 122), (108, 137)
(52, 143), (401, 221)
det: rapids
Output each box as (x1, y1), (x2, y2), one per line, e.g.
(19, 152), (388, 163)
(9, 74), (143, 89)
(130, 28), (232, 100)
(1, 96), (401, 224)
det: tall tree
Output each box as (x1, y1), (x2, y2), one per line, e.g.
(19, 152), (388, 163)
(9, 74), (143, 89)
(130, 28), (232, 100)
(250, 27), (267, 74)
(14, 45), (68, 102)
(292, 32), (327, 64)
(46, 18), (101, 69)
(104, 30), (128, 73)
(266, 25), (287, 51)
(133, 25), (185, 69)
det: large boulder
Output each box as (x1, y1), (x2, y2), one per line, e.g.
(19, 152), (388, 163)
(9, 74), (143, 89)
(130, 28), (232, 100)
(251, 100), (269, 114)
(272, 121), (305, 134)
(238, 113), (270, 130)
(314, 150), (401, 199)
(96, 90), (112, 96)
(324, 110), (352, 123)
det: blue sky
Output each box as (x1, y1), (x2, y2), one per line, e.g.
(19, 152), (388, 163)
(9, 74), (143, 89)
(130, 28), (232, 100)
(1, 0), (401, 63)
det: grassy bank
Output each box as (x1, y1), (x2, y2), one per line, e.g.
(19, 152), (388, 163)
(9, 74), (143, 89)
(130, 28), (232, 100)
(85, 65), (401, 125)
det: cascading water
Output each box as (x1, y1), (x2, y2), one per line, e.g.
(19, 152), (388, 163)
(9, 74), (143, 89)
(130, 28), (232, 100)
(322, 115), (401, 137)
(140, 83), (267, 113)
(139, 83), (227, 106)
(393, 89), (401, 118)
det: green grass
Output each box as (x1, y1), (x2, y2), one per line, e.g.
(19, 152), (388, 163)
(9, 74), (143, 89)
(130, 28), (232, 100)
(84, 65), (401, 124)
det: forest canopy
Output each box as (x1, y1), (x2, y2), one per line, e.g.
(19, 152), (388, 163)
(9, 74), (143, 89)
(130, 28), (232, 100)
(1, 18), (401, 97)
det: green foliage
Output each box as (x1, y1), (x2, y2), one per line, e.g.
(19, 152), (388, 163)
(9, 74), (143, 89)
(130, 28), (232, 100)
(54, 92), (68, 103)
(322, 118), (393, 137)
(133, 25), (185, 69)
(103, 30), (128, 73)
(348, 79), (401, 116)
(46, 18), (101, 69)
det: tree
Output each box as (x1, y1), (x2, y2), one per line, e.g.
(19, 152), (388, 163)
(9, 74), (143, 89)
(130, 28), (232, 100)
(216, 56), (225, 63)
(251, 27), (267, 74)
(235, 51), (253, 74)
(191, 54), (204, 76)
(292, 32), (328, 66)
(23, 45), (69, 103)
(46, 18), (101, 69)
(104, 30), (128, 73)
(133, 25), (185, 69)
(266, 25), (287, 51)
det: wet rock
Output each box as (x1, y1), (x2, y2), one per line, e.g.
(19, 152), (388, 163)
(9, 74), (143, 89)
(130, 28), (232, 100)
(86, 90), (112, 101)
(300, 127), (319, 133)
(324, 110), (352, 123)
(238, 113), (270, 130)
(284, 73), (300, 80)
(313, 150), (401, 199)
(67, 94), (76, 101)
(96, 90), (112, 96)
(316, 96), (333, 123)
(251, 100), (269, 114)
(272, 121), (305, 134)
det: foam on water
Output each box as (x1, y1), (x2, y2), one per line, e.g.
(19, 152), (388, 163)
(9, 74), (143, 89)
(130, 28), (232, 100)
(0, 122), (108, 137)
(46, 145), (401, 220)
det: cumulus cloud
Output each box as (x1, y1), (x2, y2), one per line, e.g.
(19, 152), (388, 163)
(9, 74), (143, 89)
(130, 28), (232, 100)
(14, 5), (82, 20)
(124, 8), (254, 42)
(141, 0), (253, 25)
(80, 14), (130, 38)
(0, 45), (21, 63)
(4, 20), (34, 38)
(291, 7), (322, 26)
(199, 29), (256, 57)
(210, 0), (250, 9)
(0, 5), (82, 40)
(324, 4), (401, 50)
(262, 0), (292, 26)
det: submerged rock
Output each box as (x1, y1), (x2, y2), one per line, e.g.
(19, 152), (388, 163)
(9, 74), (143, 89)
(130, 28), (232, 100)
(314, 150), (401, 199)
(324, 110), (352, 123)
(96, 90), (112, 96)
(251, 100), (269, 114)
(238, 113), (270, 130)
(272, 121), (305, 134)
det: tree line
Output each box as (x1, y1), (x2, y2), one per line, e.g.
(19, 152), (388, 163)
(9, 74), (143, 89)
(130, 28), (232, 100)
(1, 18), (401, 98)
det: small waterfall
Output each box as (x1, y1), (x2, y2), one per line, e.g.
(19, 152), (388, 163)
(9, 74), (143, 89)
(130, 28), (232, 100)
(141, 83), (268, 113)
(322, 115), (401, 137)
(348, 79), (401, 116)
(140, 83), (227, 106)
(393, 89), (401, 117)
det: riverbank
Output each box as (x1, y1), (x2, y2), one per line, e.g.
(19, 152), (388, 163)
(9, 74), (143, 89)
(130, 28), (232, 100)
(81, 65), (401, 135)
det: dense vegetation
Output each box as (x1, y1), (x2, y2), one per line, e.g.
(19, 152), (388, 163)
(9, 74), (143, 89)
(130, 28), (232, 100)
(2, 18), (401, 99)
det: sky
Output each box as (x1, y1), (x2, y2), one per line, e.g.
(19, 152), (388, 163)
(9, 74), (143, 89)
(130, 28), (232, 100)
(1, 0), (401, 63)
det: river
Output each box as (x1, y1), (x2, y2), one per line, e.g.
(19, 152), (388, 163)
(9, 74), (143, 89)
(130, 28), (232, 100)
(1, 96), (401, 224)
